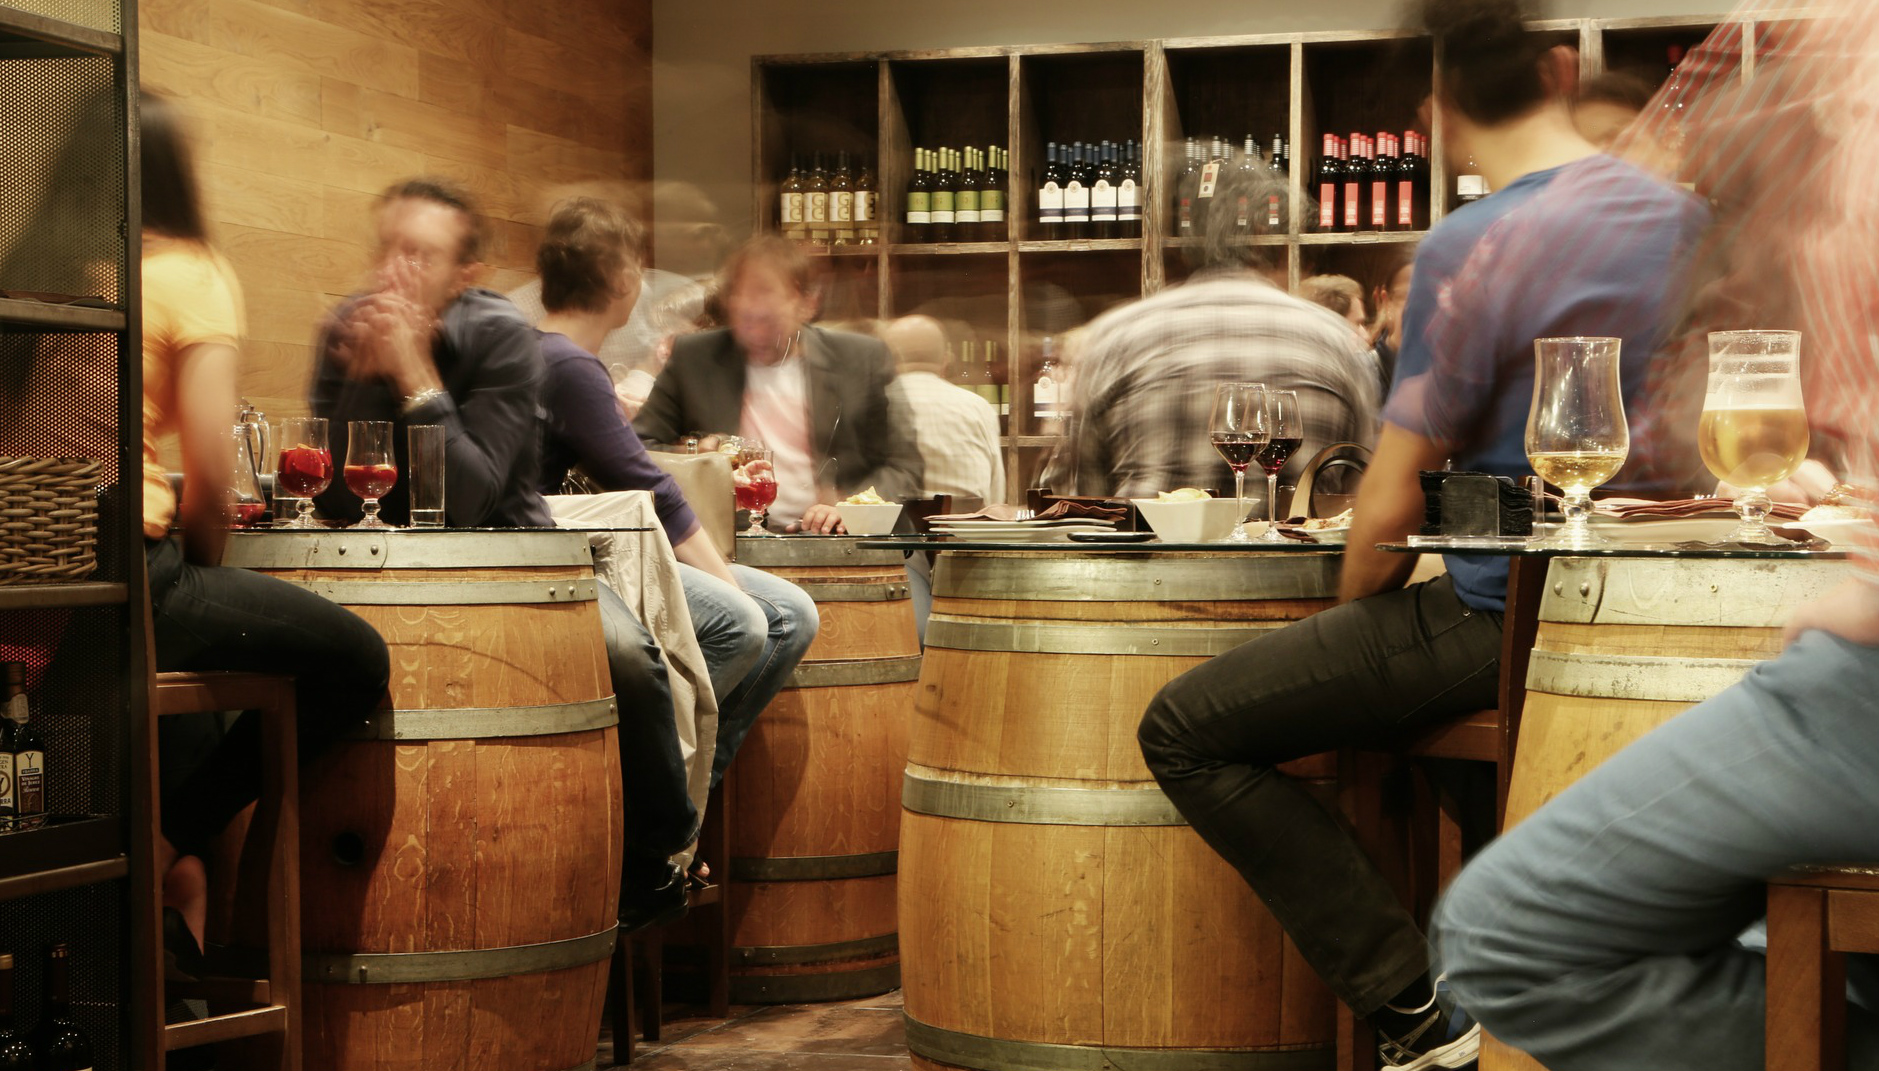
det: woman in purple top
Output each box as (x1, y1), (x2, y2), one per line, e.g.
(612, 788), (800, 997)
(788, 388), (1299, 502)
(534, 197), (818, 925)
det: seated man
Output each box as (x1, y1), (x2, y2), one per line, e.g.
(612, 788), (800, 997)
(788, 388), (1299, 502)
(1136, 2), (1712, 1067)
(634, 235), (922, 534)
(533, 195), (817, 790)
(310, 177), (697, 929)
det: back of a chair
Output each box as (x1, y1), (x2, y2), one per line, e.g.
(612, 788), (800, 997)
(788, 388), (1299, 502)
(647, 452), (736, 557)
(1293, 442), (1372, 519)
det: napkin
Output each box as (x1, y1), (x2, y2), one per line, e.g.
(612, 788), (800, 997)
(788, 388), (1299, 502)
(1601, 498), (1807, 521)
(1036, 500), (1128, 523)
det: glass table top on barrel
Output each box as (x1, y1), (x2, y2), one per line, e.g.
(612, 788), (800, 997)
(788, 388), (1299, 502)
(855, 534), (1345, 554)
(1378, 531), (1848, 561)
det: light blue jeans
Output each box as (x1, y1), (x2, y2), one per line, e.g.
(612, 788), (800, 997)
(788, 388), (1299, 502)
(679, 562), (819, 787)
(1433, 630), (1879, 1070)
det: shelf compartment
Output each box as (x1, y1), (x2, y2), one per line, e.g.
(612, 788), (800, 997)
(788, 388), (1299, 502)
(1017, 238), (1143, 254)
(1014, 48), (1147, 246)
(0, 295), (124, 331)
(1297, 230), (1427, 246)
(804, 243), (884, 257)
(755, 59), (880, 236)
(0, 581), (126, 610)
(883, 55), (1013, 248)
(891, 242), (1013, 256)
(0, 5), (121, 57)
(1164, 235), (1290, 248)
(0, 815), (126, 902)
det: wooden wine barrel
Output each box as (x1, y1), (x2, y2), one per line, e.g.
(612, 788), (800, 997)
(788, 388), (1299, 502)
(225, 530), (622, 1071)
(1482, 553), (1849, 1071)
(727, 536), (918, 1003)
(902, 548), (1343, 1071)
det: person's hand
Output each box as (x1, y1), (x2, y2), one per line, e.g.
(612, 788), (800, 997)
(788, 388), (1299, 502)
(694, 434), (723, 454)
(732, 458), (774, 487)
(355, 292), (441, 399)
(789, 503), (846, 535)
(1784, 576), (1879, 649)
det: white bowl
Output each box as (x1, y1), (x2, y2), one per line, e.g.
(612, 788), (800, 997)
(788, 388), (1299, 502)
(1131, 497), (1249, 543)
(836, 501), (904, 535)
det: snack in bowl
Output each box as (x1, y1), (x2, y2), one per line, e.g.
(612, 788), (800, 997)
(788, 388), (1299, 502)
(844, 487), (889, 506)
(1156, 487), (1213, 502)
(1301, 508), (1355, 531)
(1133, 494), (1247, 543)
(835, 492), (902, 535)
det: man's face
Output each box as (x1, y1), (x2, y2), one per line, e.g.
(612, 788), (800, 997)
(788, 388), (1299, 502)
(726, 261), (813, 359)
(1344, 298), (1369, 333)
(1386, 264), (1412, 318)
(375, 198), (476, 314)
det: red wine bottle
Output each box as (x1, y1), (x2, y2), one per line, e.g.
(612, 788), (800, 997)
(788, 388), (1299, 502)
(31, 945), (94, 1071)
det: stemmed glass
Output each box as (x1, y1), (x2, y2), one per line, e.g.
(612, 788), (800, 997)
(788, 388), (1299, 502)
(1210, 382), (1270, 543)
(1253, 390), (1302, 543)
(344, 420), (398, 529)
(1525, 337), (1629, 548)
(1699, 330), (1808, 543)
(229, 426), (266, 528)
(275, 416), (333, 530)
(734, 444), (779, 536)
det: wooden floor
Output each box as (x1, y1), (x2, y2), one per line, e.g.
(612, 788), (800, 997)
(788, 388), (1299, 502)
(599, 990), (912, 1069)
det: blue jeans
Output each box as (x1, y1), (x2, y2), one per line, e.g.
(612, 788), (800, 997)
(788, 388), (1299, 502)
(1433, 631), (1879, 1071)
(681, 563), (819, 787)
(596, 580), (696, 857)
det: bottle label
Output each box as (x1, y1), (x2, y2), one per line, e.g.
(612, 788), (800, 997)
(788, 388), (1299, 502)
(1457, 174), (1489, 199)
(1319, 183), (1336, 230)
(1198, 161), (1220, 199)
(1342, 182), (1360, 229)
(906, 190), (931, 225)
(1178, 198), (1193, 233)
(0, 751), (14, 821)
(931, 189), (955, 225)
(1234, 195), (1251, 229)
(833, 191), (855, 223)
(1371, 182), (1388, 229)
(1267, 193), (1282, 227)
(1117, 179), (1141, 221)
(1034, 376), (1057, 418)
(781, 192), (805, 225)
(1038, 181), (1063, 222)
(855, 190), (875, 222)
(981, 189), (1006, 222)
(1398, 181), (1414, 228)
(955, 189), (980, 224)
(1063, 181), (1090, 223)
(807, 192), (829, 223)
(1091, 180), (1118, 222)
(14, 748), (40, 820)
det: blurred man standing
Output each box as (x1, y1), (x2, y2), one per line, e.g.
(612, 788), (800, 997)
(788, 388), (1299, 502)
(882, 315), (1005, 509)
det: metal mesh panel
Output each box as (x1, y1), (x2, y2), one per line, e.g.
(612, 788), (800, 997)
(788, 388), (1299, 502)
(0, 0), (121, 37)
(0, 605), (128, 817)
(0, 55), (126, 303)
(0, 330), (124, 486)
(0, 879), (128, 1071)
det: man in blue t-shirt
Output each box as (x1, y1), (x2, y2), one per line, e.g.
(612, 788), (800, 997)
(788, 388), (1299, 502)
(1138, 4), (1710, 1066)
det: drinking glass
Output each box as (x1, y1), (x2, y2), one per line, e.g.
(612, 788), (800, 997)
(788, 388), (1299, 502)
(1210, 382), (1270, 543)
(734, 444), (779, 536)
(1254, 390), (1302, 543)
(274, 416), (333, 529)
(1699, 330), (1808, 543)
(407, 425), (447, 528)
(1526, 337), (1628, 548)
(229, 426), (266, 528)
(344, 420), (398, 528)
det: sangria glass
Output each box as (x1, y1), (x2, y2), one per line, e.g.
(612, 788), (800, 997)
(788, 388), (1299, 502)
(275, 416), (333, 530)
(735, 445), (779, 536)
(344, 420), (398, 529)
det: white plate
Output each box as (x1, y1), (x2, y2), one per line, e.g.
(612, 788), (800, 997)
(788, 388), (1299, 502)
(1783, 517), (1878, 547)
(1298, 526), (1350, 545)
(931, 519), (1117, 533)
(930, 524), (1121, 542)
(1589, 516), (1741, 544)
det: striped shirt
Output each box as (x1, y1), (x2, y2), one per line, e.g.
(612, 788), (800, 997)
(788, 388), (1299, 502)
(888, 371), (1006, 506)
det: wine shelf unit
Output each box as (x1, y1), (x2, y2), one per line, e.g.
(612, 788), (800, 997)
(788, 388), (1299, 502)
(754, 12), (1762, 502)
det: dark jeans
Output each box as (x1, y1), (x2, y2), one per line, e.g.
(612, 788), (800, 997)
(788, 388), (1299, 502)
(149, 537), (390, 857)
(1137, 574), (1504, 1015)
(596, 581), (697, 858)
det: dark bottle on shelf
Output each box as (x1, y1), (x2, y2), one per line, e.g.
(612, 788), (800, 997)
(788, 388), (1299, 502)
(1175, 137), (1201, 238)
(1369, 133), (1393, 231)
(1232, 135), (1258, 235)
(0, 954), (32, 1071)
(4, 665), (41, 831)
(986, 340), (1010, 435)
(779, 154), (806, 240)
(930, 147), (957, 240)
(1118, 140), (1144, 239)
(1406, 131), (1432, 228)
(956, 147), (983, 242)
(31, 945), (93, 1071)
(1341, 133), (1366, 232)
(1266, 133), (1287, 230)
(1091, 141), (1120, 240)
(0, 665), (17, 832)
(1315, 134), (1342, 233)
(1037, 142), (1067, 241)
(1391, 133), (1414, 231)
(1062, 142), (1092, 237)
(905, 148), (932, 243)
(854, 157), (878, 245)
(805, 152), (831, 244)
(981, 146), (1008, 242)
(830, 151), (856, 246)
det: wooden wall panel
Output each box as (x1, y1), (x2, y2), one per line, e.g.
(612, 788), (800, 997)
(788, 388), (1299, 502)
(141, 0), (653, 424)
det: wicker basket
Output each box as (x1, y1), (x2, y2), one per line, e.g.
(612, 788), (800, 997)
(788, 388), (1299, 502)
(0, 457), (102, 584)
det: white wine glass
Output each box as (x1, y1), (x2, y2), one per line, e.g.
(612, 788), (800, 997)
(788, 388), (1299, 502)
(1210, 382), (1270, 542)
(1525, 337), (1629, 548)
(1699, 330), (1807, 544)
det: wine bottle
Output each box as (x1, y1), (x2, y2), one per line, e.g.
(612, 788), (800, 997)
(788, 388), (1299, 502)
(1118, 140), (1143, 239)
(0, 665), (19, 832)
(1266, 133), (1287, 230)
(805, 152), (831, 243)
(1091, 141), (1120, 240)
(930, 147), (956, 237)
(905, 148), (932, 242)
(1315, 134), (1341, 233)
(981, 146), (1007, 242)
(1456, 139), (1488, 205)
(986, 340), (1010, 434)
(5, 666), (41, 831)
(1232, 135), (1258, 235)
(31, 945), (93, 1071)
(1341, 133), (1366, 232)
(0, 955), (32, 1071)
(1176, 137), (1201, 237)
(1034, 336), (1060, 423)
(779, 154), (806, 240)
(854, 157), (878, 245)
(830, 151), (856, 245)
(1370, 134), (1392, 231)
(1198, 136), (1223, 225)
(1062, 142), (1091, 235)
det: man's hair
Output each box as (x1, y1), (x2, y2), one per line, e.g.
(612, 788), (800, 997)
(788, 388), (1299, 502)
(379, 176), (486, 265)
(537, 197), (645, 314)
(1577, 71), (1655, 113)
(1300, 275), (1365, 320)
(1418, 0), (1555, 126)
(1186, 164), (1285, 274)
(718, 234), (815, 300)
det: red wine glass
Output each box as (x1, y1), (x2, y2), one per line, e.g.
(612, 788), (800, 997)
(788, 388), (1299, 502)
(1255, 390), (1302, 543)
(344, 420), (398, 528)
(734, 445), (779, 536)
(1209, 383), (1269, 542)
(275, 416), (333, 529)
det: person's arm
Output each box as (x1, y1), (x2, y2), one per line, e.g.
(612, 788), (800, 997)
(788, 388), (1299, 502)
(1338, 423), (1447, 604)
(173, 342), (238, 565)
(671, 527), (738, 588)
(404, 309), (543, 526)
(632, 343), (691, 450)
(983, 402), (1007, 504)
(848, 338), (924, 501)
(547, 350), (708, 547)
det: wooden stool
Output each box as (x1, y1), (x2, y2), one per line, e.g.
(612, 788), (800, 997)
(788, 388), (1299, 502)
(1766, 864), (1879, 1071)
(609, 775), (734, 1064)
(149, 671), (300, 1071)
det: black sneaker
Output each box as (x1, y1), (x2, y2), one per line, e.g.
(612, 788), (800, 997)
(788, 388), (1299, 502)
(618, 862), (689, 935)
(1376, 979), (1479, 1070)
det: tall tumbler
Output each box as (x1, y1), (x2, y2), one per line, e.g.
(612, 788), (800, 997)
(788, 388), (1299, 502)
(408, 424), (446, 528)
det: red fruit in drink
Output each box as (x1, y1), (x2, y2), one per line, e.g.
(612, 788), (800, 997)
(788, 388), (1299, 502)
(344, 462), (398, 499)
(277, 445), (333, 497)
(735, 476), (779, 512)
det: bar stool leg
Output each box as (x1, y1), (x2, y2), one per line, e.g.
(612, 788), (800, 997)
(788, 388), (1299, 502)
(1767, 883), (1843, 1071)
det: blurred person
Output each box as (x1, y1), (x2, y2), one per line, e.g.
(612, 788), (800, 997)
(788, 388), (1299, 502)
(1137, 1), (1711, 1067)
(652, 180), (732, 281)
(134, 91), (389, 967)
(533, 196), (817, 794)
(1433, 7), (1879, 1069)
(635, 235), (923, 533)
(311, 178), (701, 932)
(882, 315), (1005, 507)
(1300, 273), (1372, 346)
(1573, 71), (1654, 150)
(1370, 254), (1415, 394)
(1044, 164), (1378, 501)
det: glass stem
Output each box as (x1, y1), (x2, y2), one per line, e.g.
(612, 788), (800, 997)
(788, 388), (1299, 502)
(364, 498), (379, 525)
(1267, 473), (1280, 526)
(1234, 469), (1247, 531)
(298, 498), (315, 526)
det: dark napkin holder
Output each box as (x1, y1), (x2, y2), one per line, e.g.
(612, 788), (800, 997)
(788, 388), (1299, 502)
(1418, 471), (1533, 538)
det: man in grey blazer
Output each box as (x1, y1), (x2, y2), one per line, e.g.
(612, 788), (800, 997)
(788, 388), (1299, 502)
(634, 236), (922, 533)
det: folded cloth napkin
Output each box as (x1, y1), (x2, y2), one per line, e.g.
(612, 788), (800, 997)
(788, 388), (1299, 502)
(1036, 499), (1128, 523)
(1601, 498), (1807, 521)
(928, 503), (1027, 522)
